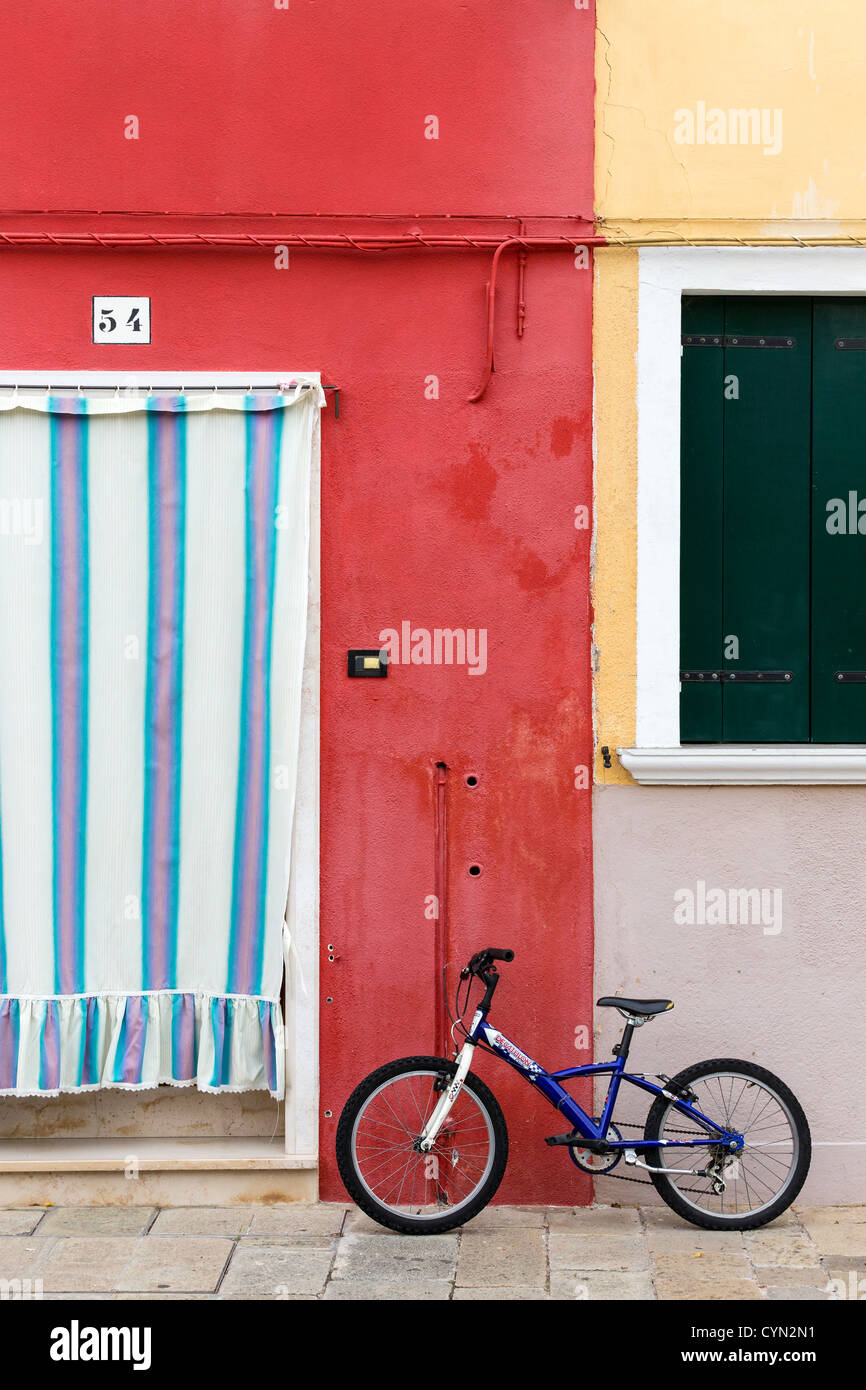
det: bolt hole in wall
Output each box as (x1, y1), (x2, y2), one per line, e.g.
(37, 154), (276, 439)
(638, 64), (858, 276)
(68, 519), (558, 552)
(465, 773), (479, 787)
(468, 864), (483, 877)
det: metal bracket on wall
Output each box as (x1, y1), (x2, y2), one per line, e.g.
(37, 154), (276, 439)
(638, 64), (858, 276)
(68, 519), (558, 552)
(680, 670), (794, 683)
(834, 340), (866, 350)
(681, 335), (796, 349)
(834, 671), (866, 682)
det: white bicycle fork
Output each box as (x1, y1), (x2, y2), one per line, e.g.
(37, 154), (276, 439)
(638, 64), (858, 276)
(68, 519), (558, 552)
(418, 1042), (476, 1152)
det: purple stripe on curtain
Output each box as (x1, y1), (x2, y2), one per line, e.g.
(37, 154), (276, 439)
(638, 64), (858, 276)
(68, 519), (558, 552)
(40, 1000), (61, 1091)
(228, 406), (282, 996)
(81, 996), (100, 1085)
(0, 999), (19, 1090)
(171, 992), (196, 1080)
(142, 403), (186, 990)
(258, 1000), (278, 1094)
(118, 996), (148, 1085)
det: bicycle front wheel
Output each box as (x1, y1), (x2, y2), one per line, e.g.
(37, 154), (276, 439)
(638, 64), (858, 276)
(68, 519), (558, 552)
(644, 1058), (811, 1230)
(336, 1055), (508, 1234)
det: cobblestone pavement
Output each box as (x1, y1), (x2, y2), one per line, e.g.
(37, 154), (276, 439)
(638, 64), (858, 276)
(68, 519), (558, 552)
(0, 1203), (861, 1300)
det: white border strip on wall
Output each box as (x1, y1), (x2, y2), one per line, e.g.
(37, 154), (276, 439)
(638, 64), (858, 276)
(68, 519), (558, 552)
(624, 247), (866, 784)
(0, 370), (320, 1164)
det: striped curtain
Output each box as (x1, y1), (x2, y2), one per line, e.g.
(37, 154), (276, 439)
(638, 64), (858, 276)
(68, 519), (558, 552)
(0, 383), (321, 1097)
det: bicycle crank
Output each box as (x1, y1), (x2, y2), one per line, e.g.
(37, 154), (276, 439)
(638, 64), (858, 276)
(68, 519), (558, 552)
(567, 1123), (623, 1174)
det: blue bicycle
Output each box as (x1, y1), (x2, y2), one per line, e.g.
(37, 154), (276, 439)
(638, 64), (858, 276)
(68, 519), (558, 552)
(336, 947), (811, 1233)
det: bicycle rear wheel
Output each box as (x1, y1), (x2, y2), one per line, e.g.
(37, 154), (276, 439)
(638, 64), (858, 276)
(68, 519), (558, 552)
(336, 1055), (508, 1234)
(644, 1058), (811, 1230)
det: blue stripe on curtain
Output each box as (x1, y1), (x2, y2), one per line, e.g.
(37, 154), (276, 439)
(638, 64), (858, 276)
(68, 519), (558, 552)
(141, 398), (187, 991)
(49, 398), (90, 997)
(227, 404), (284, 998)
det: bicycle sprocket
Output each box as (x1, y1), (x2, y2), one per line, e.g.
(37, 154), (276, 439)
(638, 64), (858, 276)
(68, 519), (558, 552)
(568, 1121), (622, 1173)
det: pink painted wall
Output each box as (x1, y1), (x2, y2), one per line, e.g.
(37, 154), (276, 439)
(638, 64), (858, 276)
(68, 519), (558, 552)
(593, 786), (862, 1205)
(0, 0), (597, 1205)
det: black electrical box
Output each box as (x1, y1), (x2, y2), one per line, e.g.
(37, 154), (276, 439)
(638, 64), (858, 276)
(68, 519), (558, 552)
(347, 649), (388, 678)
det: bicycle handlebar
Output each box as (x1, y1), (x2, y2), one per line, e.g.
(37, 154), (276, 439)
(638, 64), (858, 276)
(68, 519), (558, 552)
(465, 947), (515, 977)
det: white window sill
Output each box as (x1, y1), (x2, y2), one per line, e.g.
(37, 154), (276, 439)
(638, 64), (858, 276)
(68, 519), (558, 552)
(618, 745), (866, 785)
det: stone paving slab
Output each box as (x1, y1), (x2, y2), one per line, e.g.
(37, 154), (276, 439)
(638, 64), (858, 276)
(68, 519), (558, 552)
(149, 1207), (253, 1238)
(0, 1236), (58, 1279)
(114, 1237), (234, 1293)
(245, 1205), (349, 1237)
(0, 1210), (47, 1237)
(549, 1230), (648, 1271)
(38, 1236), (141, 1293)
(456, 1228), (546, 1287)
(653, 1276), (765, 1300)
(38, 1206), (157, 1237)
(218, 1242), (333, 1297)
(454, 1285), (547, 1300)
(324, 1280), (452, 1300)
(332, 1231), (458, 1284)
(0, 1201), (860, 1299)
(550, 1269), (656, 1300)
(547, 1205), (641, 1234)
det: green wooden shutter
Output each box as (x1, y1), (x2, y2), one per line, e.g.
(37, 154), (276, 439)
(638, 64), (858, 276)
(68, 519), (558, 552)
(721, 298), (812, 742)
(811, 299), (866, 741)
(680, 296), (724, 741)
(680, 297), (812, 743)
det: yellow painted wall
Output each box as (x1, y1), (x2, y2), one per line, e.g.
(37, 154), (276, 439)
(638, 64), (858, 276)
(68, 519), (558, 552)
(592, 249), (638, 785)
(596, 0), (866, 241)
(591, 2), (866, 784)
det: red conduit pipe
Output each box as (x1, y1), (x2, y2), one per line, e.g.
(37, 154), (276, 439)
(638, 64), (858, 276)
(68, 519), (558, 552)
(434, 762), (448, 1058)
(0, 230), (597, 251)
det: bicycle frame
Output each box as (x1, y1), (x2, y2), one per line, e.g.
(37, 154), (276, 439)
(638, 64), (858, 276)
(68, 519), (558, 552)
(420, 1004), (743, 1154)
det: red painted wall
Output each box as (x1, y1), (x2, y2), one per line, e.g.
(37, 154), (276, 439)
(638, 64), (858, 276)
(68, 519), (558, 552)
(0, 0), (596, 1204)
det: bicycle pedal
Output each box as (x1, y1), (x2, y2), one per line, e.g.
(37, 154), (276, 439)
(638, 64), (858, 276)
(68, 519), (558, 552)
(545, 1131), (609, 1154)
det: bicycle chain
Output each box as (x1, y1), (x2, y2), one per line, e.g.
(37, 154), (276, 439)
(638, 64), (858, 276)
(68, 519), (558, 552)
(587, 1121), (722, 1195)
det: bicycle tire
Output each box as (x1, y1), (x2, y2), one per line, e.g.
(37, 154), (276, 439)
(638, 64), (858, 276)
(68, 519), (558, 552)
(644, 1057), (811, 1231)
(336, 1055), (508, 1235)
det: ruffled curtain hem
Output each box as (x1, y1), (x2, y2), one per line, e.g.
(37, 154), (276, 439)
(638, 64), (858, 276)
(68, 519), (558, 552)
(0, 992), (284, 1099)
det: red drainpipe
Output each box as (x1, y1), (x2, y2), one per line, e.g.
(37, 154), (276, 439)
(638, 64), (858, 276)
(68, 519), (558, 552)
(434, 762), (448, 1057)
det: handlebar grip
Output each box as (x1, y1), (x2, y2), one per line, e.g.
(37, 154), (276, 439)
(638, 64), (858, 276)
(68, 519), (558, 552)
(487, 948), (514, 963)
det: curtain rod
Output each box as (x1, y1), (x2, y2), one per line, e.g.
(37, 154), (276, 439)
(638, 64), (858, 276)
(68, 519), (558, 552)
(0, 382), (341, 415)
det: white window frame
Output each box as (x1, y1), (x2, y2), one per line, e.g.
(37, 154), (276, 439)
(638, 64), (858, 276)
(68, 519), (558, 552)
(619, 248), (866, 785)
(0, 371), (319, 1168)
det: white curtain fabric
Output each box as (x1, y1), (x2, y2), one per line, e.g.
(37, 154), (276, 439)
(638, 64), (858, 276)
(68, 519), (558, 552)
(0, 382), (322, 1096)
